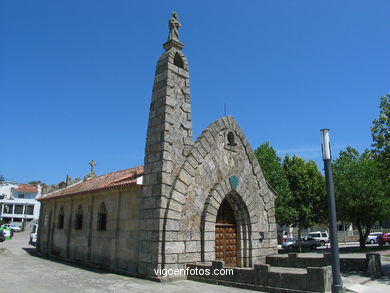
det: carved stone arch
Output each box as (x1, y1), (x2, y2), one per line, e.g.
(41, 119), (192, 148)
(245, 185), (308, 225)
(165, 48), (189, 71)
(164, 116), (273, 227)
(174, 52), (184, 68)
(201, 177), (253, 267)
(162, 116), (277, 267)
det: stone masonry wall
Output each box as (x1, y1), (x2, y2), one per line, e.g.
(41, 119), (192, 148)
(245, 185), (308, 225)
(37, 186), (142, 274)
(187, 261), (332, 293)
(161, 116), (278, 272)
(266, 253), (382, 278)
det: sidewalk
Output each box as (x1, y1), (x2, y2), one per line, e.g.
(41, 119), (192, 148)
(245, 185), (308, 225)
(2, 234), (390, 292)
(277, 242), (390, 292)
(343, 257), (390, 293)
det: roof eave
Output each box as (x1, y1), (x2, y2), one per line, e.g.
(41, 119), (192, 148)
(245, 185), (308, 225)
(38, 182), (142, 202)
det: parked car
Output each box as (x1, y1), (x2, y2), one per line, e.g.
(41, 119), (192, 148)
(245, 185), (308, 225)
(1, 224), (21, 232)
(366, 232), (383, 244)
(0, 230), (5, 242)
(308, 231), (329, 246)
(0, 227), (12, 240)
(377, 233), (390, 246)
(282, 237), (321, 250)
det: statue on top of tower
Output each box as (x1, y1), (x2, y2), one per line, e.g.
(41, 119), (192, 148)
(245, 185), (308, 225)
(168, 12), (181, 42)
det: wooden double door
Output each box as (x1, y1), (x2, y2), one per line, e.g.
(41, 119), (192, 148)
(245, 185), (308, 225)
(215, 199), (237, 267)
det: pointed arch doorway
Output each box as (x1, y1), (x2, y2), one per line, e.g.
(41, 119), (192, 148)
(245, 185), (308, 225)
(215, 199), (237, 267)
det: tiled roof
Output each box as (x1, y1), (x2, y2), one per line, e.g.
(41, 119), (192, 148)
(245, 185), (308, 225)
(39, 166), (144, 201)
(13, 184), (38, 193)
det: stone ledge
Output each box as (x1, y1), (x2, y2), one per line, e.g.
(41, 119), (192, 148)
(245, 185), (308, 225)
(186, 261), (331, 293)
(266, 253), (382, 278)
(163, 40), (184, 51)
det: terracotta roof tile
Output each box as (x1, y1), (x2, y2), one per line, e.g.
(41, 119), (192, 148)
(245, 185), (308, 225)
(13, 184), (38, 193)
(39, 166), (144, 201)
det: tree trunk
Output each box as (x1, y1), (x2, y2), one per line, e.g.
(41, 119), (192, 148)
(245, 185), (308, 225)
(357, 220), (374, 250)
(298, 227), (302, 252)
(357, 221), (375, 249)
(357, 222), (365, 249)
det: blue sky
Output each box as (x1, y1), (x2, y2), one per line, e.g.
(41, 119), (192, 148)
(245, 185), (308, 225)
(1, 1), (389, 184)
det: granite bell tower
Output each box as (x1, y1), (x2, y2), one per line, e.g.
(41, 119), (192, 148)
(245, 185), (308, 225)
(139, 12), (277, 277)
(139, 12), (194, 275)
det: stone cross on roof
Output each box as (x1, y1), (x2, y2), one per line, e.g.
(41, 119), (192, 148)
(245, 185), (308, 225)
(89, 160), (96, 173)
(84, 160), (96, 181)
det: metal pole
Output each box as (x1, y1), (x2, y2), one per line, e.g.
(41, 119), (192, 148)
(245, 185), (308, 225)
(323, 158), (343, 293)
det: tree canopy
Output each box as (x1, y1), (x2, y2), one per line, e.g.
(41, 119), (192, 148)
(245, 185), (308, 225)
(370, 94), (390, 197)
(255, 142), (327, 233)
(371, 94), (390, 166)
(333, 147), (389, 248)
(283, 155), (327, 231)
(28, 181), (42, 185)
(254, 142), (296, 226)
(255, 93), (390, 251)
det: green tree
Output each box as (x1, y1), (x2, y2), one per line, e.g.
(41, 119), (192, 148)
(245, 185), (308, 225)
(254, 142), (296, 226)
(371, 94), (390, 164)
(333, 147), (389, 249)
(28, 181), (42, 185)
(283, 155), (327, 242)
(370, 94), (390, 195)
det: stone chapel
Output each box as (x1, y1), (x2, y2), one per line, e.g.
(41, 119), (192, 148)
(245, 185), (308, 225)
(37, 13), (278, 278)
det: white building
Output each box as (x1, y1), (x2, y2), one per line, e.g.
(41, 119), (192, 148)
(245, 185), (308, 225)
(0, 182), (41, 228)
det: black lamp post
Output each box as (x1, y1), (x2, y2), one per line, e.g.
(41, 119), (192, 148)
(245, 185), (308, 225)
(320, 129), (343, 293)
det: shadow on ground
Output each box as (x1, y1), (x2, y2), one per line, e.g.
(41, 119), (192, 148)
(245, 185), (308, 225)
(22, 247), (112, 276)
(374, 263), (390, 285)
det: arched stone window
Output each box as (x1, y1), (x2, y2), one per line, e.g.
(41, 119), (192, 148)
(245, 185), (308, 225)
(225, 130), (237, 151)
(227, 131), (237, 146)
(97, 202), (107, 231)
(75, 205), (83, 230)
(57, 206), (64, 229)
(174, 52), (184, 68)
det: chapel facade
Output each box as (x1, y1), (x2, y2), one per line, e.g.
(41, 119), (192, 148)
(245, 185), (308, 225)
(37, 13), (278, 278)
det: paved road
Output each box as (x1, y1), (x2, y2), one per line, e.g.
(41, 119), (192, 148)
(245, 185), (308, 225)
(1, 233), (390, 293)
(0, 232), (256, 293)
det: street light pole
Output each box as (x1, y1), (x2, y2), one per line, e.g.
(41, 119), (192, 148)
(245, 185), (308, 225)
(320, 129), (343, 293)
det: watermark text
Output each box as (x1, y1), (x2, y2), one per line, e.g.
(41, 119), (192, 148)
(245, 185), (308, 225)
(154, 266), (234, 278)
